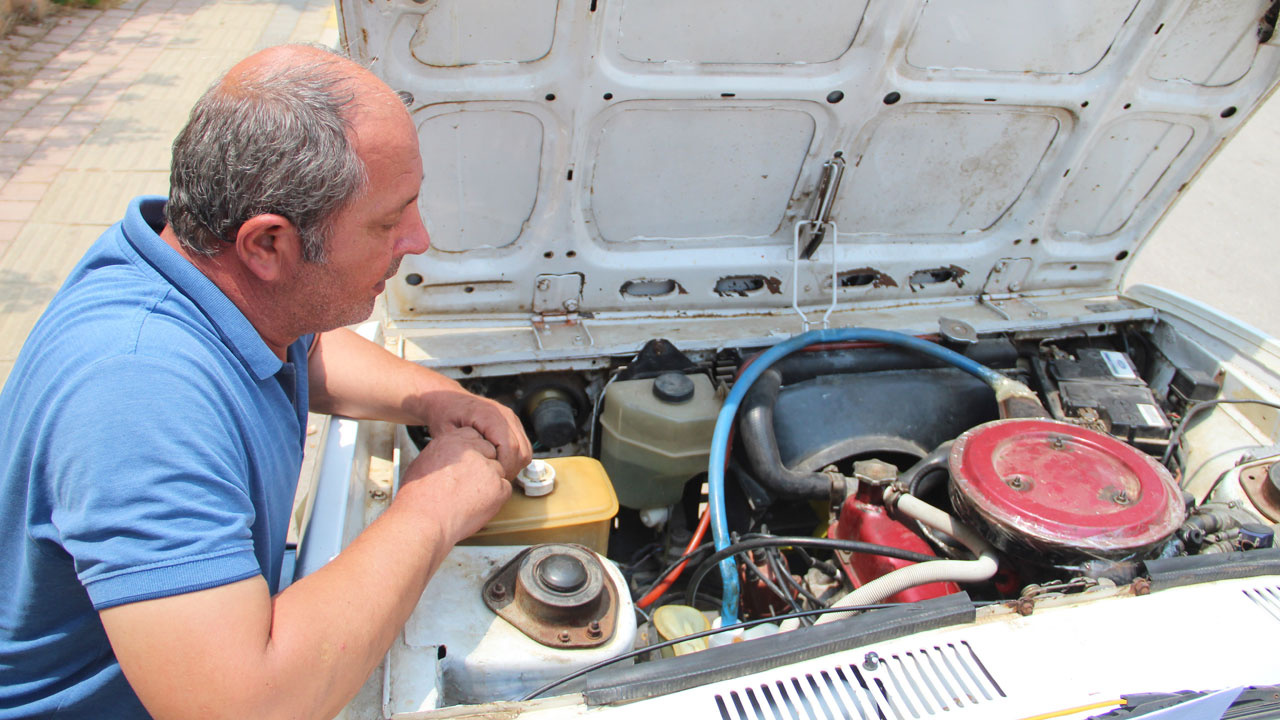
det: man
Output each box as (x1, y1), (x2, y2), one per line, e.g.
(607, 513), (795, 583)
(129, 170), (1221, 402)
(0, 45), (532, 718)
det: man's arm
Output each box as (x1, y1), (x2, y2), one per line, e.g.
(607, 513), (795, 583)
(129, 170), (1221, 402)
(100, 427), (509, 720)
(308, 327), (532, 477)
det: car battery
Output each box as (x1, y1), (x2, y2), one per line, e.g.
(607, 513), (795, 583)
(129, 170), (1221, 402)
(1049, 349), (1171, 446)
(1049, 348), (1145, 385)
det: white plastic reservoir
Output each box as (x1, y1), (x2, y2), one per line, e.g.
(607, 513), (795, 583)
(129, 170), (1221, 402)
(382, 545), (637, 714)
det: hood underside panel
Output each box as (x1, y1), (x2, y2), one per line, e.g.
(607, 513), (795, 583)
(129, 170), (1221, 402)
(340, 0), (1280, 321)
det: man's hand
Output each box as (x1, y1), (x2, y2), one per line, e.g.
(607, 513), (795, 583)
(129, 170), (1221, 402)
(309, 328), (533, 478)
(100, 431), (512, 720)
(404, 427), (511, 544)
(419, 391), (531, 480)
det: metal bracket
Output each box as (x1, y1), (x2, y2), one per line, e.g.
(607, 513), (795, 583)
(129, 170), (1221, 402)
(791, 219), (840, 332)
(979, 257), (1046, 321)
(982, 257), (1033, 295)
(981, 295), (1049, 321)
(531, 317), (593, 351)
(533, 273), (584, 315)
(798, 152), (846, 259)
(531, 273), (591, 350)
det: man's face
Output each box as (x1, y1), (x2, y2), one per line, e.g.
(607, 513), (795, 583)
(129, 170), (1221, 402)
(296, 97), (430, 332)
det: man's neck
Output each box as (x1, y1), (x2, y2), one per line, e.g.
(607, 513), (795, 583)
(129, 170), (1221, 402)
(159, 226), (297, 360)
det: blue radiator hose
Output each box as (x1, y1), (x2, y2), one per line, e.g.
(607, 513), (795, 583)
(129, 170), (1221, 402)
(709, 328), (1007, 626)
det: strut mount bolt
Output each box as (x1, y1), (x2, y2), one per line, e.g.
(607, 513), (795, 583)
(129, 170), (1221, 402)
(587, 621), (602, 638)
(558, 631), (571, 644)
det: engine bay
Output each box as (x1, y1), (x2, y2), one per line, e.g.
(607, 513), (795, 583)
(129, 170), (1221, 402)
(381, 317), (1280, 707)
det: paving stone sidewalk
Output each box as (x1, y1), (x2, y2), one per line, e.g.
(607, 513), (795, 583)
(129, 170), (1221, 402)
(0, 0), (337, 384)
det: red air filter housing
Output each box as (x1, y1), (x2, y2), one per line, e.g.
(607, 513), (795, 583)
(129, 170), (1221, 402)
(948, 419), (1185, 564)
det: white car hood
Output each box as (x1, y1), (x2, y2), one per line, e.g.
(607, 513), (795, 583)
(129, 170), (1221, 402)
(339, 0), (1280, 326)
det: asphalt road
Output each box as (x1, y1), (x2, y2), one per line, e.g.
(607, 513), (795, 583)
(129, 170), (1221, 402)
(1126, 91), (1280, 339)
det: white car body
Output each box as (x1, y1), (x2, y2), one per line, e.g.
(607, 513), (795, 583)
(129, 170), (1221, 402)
(297, 2), (1280, 718)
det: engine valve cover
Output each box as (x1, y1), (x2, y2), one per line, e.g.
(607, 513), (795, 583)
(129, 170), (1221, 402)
(949, 419), (1185, 563)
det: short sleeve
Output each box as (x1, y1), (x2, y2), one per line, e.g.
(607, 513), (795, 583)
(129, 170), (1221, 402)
(41, 356), (261, 610)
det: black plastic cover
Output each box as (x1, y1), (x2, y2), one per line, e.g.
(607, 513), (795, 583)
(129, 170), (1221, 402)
(1144, 547), (1280, 592)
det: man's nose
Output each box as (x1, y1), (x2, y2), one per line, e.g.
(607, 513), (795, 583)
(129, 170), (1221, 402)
(399, 212), (431, 257)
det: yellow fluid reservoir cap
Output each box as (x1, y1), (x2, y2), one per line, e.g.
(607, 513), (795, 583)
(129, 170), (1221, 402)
(652, 604), (711, 657)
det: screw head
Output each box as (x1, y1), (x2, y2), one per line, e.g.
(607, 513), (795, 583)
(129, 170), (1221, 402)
(863, 652), (880, 671)
(558, 631), (571, 643)
(537, 278), (551, 291)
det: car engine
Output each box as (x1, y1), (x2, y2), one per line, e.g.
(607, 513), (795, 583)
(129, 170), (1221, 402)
(388, 319), (1280, 706)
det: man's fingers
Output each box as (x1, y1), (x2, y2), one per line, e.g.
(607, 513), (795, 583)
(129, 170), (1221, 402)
(438, 427), (498, 460)
(467, 408), (532, 479)
(468, 435), (499, 460)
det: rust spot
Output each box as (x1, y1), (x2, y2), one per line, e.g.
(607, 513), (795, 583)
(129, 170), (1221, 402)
(837, 267), (897, 289)
(621, 278), (678, 298)
(764, 276), (782, 294)
(907, 265), (968, 292)
(361, 27), (368, 44)
(714, 275), (771, 297)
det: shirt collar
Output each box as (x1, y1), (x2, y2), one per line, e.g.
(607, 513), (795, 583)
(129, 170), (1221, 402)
(122, 196), (286, 382)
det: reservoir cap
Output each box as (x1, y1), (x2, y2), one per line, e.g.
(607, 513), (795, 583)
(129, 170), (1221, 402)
(653, 372), (695, 403)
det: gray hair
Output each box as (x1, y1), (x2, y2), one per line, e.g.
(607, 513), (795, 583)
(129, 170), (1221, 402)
(165, 49), (368, 263)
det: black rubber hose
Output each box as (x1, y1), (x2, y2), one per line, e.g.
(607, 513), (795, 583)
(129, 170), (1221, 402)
(772, 338), (1018, 384)
(903, 441), (953, 496)
(740, 368), (834, 500)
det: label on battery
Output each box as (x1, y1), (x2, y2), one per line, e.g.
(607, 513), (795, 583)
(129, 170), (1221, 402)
(1100, 350), (1138, 380)
(1136, 403), (1167, 428)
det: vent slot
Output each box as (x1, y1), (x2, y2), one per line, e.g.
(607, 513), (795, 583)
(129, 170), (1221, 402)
(714, 641), (1005, 719)
(1244, 586), (1280, 624)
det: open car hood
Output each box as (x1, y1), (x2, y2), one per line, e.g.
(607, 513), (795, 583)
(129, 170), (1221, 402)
(339, 0), (1280, 325)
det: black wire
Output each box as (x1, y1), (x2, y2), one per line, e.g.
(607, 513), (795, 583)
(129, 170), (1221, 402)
(520, 602), (908, 701)
(623, 543), (662, 571)
(744, 550), (801, 614)
(1163, 399), (1280, 484)
(632, 542), (716, 605)
(685, 536), (939, 606)
(768, 547), (825, 609)
(764, 549), (816, 627)
(793, 545), (841, 581)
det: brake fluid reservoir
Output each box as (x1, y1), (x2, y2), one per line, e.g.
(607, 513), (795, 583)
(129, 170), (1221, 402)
(462, 457), (617, 555)
(598, 372), (721, 510)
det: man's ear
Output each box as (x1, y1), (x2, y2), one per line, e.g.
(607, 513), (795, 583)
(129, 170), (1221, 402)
(233, 214), (304, 282)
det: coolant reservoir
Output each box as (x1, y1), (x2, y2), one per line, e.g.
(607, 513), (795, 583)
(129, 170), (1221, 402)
(461, 456), (617, 555)
(598, 372), (721, 510)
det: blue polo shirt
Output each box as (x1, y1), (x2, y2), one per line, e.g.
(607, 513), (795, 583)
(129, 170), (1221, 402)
(0, 197), (311, 717)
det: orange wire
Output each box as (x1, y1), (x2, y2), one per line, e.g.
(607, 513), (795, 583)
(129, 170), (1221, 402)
(637, 507), (710, 609)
